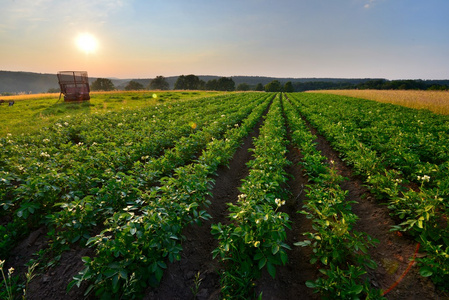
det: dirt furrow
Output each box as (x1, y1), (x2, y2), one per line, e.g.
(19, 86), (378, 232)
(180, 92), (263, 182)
(304, 117), (447, 299)
(254, 139), (319, 299)
(145, 116), (265, 300)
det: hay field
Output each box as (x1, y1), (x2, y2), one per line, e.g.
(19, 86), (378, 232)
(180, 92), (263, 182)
(308, 90), (449, 115)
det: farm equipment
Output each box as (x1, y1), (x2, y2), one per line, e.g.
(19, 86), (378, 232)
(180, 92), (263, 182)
(57, 71), (90, 101)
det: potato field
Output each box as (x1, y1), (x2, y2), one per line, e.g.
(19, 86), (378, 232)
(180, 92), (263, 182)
(1, 91), (449, 299)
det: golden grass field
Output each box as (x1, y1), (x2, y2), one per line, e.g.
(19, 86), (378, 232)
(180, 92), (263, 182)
(308, 90), (449, 115)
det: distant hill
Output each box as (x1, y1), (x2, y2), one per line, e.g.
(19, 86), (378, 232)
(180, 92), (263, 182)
(0, 70), (375, 94)
(1, 70), (447, 94)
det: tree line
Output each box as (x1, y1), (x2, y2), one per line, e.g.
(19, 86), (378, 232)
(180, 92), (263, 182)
(90, 76), (449, 92)
(89, 75), (296, 92)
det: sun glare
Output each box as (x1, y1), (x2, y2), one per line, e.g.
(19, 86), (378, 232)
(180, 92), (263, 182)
(76, 33), (98, 54)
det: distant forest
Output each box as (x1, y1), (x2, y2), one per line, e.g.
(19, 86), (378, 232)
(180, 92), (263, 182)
(0, 71), (448, 94)
(292, 79), (449, 92)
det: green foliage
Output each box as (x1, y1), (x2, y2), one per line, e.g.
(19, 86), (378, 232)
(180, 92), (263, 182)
(174, 74), (203, 90)
(264, 80), (282, 92)
(283, 81), (294, 93)
(205, 77), (235, 91)
(212, 94), (292, 298)
(284, 95), (381, 298)
(255, 83), (264, 91)
(288, 92), (449, 291)
(148, 76), (170, 90)
(124, 80), (144, 91)
(236, 83), (251, 91)
(90, 78), (115, 91)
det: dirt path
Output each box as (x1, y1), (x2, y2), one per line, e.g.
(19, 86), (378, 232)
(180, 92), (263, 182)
(145, 115), (264, 300)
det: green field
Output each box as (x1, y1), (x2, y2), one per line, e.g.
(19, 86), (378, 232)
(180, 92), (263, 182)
(1, 91), (448, 299)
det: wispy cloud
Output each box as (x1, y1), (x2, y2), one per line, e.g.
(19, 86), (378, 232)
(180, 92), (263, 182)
(364, 0), (378, 9)
(0, 0), (130, 32)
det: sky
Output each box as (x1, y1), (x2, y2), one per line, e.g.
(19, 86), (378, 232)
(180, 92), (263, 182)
(1, 0), (448, 80)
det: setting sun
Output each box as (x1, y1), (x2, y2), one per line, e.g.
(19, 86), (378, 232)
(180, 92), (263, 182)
(76, 33), (98, 54)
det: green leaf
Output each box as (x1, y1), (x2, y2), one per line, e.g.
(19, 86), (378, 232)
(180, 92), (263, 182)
(157, 261), (167, 269)
(254, 252), (264, 260)
(417, 219), (423, 229)
(119, 269), (128, 280)
(112, 274), (119, 290)
(320, 256), (328, 265)
(419, 267), (433, 277)
(350, 285), (363, 295)
(280, 251), (288, 265)
(305, 280), (316, 288)
(294, 240), (311, 247)
(155, 266), (164, 282)
(272, 244), (280, 255)
(130, 227), (136, 235)
(258, 257), (267, 269)
(266, 261), (276, 279)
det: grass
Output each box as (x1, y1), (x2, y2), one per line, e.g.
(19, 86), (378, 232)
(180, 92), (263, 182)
(307, 90), (449, 115)
(0, 90), (225, 137)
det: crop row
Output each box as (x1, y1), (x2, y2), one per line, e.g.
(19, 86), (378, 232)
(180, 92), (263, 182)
(288, 92), (449, 291)
(67, 95), (273, 298)
(0, 93), (265, 256)
(212, 94), (291, 298)
(48, 93), (268, 250)
(284, 95), (383, 299)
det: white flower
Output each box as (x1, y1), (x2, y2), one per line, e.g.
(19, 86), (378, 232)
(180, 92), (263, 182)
(40, 152), (50, 158)
(275, 198), (285, 207)
(64, 122), (69, 126)
(118, 123), (123, 126)
(418, 175), (430, 182)
(238, 194), (247, 200)
(43, 139), (50, 143)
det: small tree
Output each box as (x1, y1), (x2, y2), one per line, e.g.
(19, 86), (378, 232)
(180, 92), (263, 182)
(205, 79), (218, 90)
(174, 74), (201, 90)
(284, 81), (294, 93)
(255, 83), (264, 91)
(125, 80), (144, 91)
(217, 77), (235, 91)
(149, 76), (170, 90)
(91, 78), (115, 91)
(264, 80), (282, 92)
(236, 83), (250, 91)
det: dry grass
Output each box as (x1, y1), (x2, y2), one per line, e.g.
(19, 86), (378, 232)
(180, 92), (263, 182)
(307, 90), (449, 115)
(0, 93), (60, 101)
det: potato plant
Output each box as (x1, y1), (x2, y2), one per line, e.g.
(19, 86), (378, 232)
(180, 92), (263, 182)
(212, 94), (291, 298)
(288, 92), (449, 291)
(284, 95), (383, 299)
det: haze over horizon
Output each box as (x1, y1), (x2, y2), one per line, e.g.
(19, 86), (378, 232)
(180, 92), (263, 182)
(1, 0), (448, 80)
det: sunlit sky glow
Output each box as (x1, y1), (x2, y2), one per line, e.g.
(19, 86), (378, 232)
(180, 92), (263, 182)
(1, 0), (448, 79)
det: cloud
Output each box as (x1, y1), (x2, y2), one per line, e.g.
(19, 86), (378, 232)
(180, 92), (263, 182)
(364, 0), (376, 9)
(1, 0), (130, 30)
